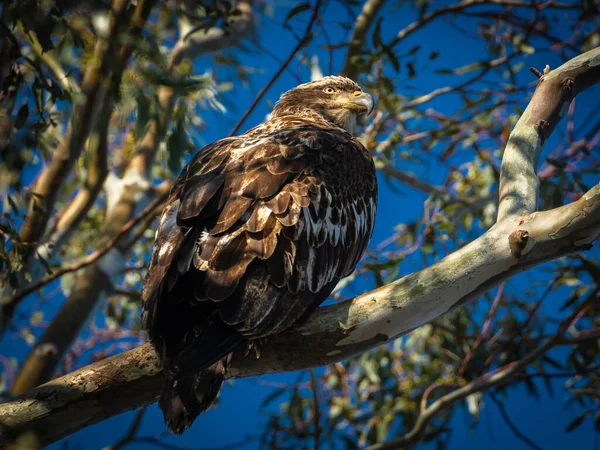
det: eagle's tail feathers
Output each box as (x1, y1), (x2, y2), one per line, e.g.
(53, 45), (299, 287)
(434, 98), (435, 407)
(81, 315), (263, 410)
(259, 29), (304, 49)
(159, 355), (232, 435)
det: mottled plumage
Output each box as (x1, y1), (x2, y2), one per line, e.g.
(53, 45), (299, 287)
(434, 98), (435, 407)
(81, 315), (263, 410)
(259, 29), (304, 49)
(142, 76), (378, 433)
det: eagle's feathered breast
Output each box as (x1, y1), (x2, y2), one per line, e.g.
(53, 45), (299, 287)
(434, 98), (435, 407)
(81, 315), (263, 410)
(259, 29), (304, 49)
(142, 76), (377, 433)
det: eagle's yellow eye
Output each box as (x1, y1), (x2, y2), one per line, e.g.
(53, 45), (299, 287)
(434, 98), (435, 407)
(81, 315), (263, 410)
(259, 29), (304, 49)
(323, 87), (335, 94)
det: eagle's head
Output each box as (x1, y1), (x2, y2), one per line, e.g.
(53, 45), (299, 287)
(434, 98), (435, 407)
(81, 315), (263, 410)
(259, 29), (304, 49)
(272, 76), (374, 135)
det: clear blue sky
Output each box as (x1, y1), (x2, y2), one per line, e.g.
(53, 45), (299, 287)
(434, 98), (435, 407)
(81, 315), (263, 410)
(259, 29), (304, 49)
(3, 1), (598, 449)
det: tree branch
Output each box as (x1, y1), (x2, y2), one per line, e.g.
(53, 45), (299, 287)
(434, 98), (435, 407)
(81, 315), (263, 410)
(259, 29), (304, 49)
(498, 46), (600, 220)
(170, 0), (254, 69)
(1, 180), (599, 446)
(7, 0), (256, 394)
(8, 191), (168, 308)
(389, 0), (579, 49)
(128, 0), (254, 177)
(19, 23), (81, 96)
(0, 0), (152, 338)
(16, 0), (130, 262)
(489, 393), (542, 450)
(38, 100), (111, 262)
(340, 0), (386, 79)
(1, 39), (598, 450)
(365, 298), (589, 450)
(228, 0), (322, 137)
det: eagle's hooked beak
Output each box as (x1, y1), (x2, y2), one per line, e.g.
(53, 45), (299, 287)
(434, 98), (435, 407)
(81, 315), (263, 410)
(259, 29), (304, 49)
(347, 91), (375, 116)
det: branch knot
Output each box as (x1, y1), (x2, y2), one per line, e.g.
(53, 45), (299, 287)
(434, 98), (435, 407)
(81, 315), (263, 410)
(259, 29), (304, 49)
(508, 229), (530, 258)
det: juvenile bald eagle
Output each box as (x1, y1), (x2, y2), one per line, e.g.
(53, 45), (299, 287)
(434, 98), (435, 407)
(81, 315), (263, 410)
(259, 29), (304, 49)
(142, 76), (378, 433)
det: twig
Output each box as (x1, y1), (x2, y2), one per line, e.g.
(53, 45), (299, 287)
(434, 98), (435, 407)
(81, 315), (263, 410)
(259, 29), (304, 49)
(228, 0), (323, 137)
(309, 369), (321, 450)
(8, 191), (168, 306)
(458, 283), (504, 377)
(489, 393), (542, 450)
(389, 0), (579, 48)
(366, 299), (592, 450)
(106, 407), (148, 450)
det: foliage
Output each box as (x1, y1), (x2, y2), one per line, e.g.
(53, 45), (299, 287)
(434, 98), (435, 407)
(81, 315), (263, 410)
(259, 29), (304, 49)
(0, 0), (599, 449)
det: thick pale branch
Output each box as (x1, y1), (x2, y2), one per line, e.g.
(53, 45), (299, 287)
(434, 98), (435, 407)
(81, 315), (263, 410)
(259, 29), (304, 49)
(340, 0), (386, 79)
(1, 182), (599, 446)
(498, 46), (600, 220)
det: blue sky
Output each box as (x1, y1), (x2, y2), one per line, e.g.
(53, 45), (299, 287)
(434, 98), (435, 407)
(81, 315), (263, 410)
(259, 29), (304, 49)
(3, 1), (599, 449)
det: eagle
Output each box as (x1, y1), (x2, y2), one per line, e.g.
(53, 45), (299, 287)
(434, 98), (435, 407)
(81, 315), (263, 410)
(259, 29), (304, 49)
(141, 76), (378, 434)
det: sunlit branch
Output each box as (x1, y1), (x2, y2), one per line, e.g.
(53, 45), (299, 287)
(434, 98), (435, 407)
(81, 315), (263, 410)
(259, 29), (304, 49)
(8, 0), (255, 396)
(41, 103), (111, 258)
(16, 0), (130, 263)
(498, 46), (600, 220)
(129, 0), (254, 177)
(0, 0), (154, 338)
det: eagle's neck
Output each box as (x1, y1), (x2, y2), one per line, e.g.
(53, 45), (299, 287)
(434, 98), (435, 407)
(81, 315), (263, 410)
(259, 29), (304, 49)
(269, 107), (356, 135)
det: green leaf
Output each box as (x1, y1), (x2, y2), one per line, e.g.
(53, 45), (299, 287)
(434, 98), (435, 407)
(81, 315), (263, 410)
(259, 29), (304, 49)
(408, 45), (420, 55)
(283, 3), (311, 28)
(372, 17), (383, 49)
(565, 413), (587, 432)
(454, 61), (487, 75)
(15, 104), (29, 129)
(260, 388), (288, 409)
(382, 45), (400, 72)
(7, 194), (19, 216)
(135, 94), (150, 137)
(521, 43), (535, 54)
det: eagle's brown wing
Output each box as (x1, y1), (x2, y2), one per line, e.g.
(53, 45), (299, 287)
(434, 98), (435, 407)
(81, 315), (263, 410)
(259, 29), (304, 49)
(141, 124), (377, 433)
